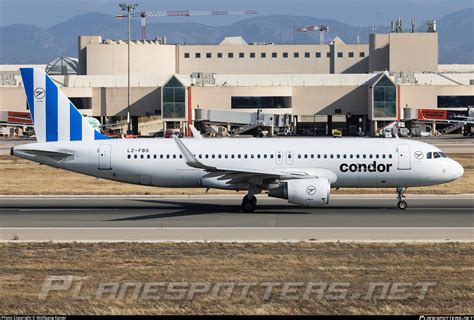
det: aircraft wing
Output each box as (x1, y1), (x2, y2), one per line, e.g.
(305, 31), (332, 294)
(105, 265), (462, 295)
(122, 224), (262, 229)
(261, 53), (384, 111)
(172, 136), (337, 183)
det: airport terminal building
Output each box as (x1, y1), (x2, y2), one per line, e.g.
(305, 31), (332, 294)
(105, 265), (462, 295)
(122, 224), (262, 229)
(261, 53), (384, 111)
(1, 26), (473, 135)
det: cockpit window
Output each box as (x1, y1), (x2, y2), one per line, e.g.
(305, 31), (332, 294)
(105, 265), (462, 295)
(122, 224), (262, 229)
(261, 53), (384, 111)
(426, 152), (432, 159)
(433, 152), (441, 158)
(439, 152), (447, 158)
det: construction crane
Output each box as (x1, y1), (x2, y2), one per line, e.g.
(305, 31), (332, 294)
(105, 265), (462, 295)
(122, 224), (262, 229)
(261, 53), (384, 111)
(296, 25), (330, 44)
(117, 10), (258, 40)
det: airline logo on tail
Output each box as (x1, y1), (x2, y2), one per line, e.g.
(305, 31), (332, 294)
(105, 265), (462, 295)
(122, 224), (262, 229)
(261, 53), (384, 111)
(19, 68), (109, 143)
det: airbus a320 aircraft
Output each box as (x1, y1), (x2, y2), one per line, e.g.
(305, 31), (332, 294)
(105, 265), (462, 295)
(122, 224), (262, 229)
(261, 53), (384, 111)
(12, 68), (464, 212)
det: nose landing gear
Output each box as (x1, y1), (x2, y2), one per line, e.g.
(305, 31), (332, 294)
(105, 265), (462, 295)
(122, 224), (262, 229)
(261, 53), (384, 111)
(396, 187), (407, 210)
(241, 194), (257, 213)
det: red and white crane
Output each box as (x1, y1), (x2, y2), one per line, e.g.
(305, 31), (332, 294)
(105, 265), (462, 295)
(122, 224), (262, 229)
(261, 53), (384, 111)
(117, 10), (258, 40)
(296, 25), (330, 44)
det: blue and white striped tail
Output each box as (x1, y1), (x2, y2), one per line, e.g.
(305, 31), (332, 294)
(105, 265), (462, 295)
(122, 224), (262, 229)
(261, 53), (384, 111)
(19, 68), (109, 142)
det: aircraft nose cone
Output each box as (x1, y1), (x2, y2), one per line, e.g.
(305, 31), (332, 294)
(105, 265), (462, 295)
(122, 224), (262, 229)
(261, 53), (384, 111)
(452, 161), (464, 180)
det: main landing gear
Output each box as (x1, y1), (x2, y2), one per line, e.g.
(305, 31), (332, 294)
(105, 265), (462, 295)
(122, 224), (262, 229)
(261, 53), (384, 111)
(241, 194), (257, 213)
(396, 187), (407, 210)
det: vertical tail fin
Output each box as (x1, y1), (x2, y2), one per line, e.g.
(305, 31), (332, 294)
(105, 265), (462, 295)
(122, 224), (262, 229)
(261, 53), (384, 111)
(19, 68), (109, 142)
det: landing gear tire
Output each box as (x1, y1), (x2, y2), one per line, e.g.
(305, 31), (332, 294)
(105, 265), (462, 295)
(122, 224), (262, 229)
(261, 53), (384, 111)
(241, 195), (257, 213)
(396, 187), (407, 210)
(397, 200), (408, 210)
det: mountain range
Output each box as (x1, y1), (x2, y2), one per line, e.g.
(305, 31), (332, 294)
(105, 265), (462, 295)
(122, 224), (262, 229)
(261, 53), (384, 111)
(0, 8), (472, 64)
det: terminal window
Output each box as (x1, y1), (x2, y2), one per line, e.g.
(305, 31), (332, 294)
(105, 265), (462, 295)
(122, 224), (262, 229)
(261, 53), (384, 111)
(349, 52), (354, 58)
(239, 52), (245, 58)
(250, 52), (256, 58)
(294, 52), (299, 58)
(261, 52), (267, 58)
(360, 52), (365, 58)
(206, 53), (212, 58)
(195, 53), (201, 58)
(337, 52), (343, 58)
(162, 76), (185, 119)
(438, 95), (474, 108)
(373, 76), (396, 118)
(315, 52), (321, 58)
(305, 52), (310, 58)
(272, 52), (278, 58)
(231, 96), (291, 109)
(327, 52), (331, 58)
(283, 52), (288, 58)
(217, 53), (223, 58)
(184, 53), (190, 58)
(228, 52), (234, 58)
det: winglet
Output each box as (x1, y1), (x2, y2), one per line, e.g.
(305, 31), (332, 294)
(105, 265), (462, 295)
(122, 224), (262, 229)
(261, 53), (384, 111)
(172, 136), (214, 170)
(189, 125), (203, 139)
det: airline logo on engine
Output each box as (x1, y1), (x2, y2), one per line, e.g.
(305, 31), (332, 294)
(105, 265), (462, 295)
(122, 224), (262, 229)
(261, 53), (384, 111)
(306, 185), (316, 195)
(340, 161), (393, 173)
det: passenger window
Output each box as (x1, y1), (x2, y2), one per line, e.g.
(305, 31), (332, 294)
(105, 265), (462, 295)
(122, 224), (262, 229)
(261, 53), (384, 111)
(277, 154), (282, 159)
(231, 154), (235, 159)
(179, 155), (183, 159)
(225, 154), (228, 159)
(389, 154), (392, 159)
(330, 154), (334, 159)
(140, 155), (144, 159)
(337, 154), (340, 159)
(304, 154), (308, 159)
(317, 154), (321, 159)
(362, 154), (366, 159)
(350, 155), (353, 159)
(297, 154), (301, 159)
(263, 154), (267, 159)
(147, 154), (150, 159)
(343, 154), (347, 159)
(356, 154), (360, 159)
(218, 154), (222, 159)
(205, 155), (209, 159)
(211, 154), (215, 159)
(251, 154), (254, 159)
(376, 154), (379, 159)
(311, 154), (314, 159)
(238, 155), (241, 159)
(324, 154), (327, 159)
(270, 154), (274, 159)
(134, 155), (137, 159)
(257, 154), (260, 159)
(160, 155), (164, 159)
(244, 154), (248, 159)
(382, 155), (386, 159)
(127, 154), (131, 159)
(153, 155), (157, 159)
(166, 155), (170, 159)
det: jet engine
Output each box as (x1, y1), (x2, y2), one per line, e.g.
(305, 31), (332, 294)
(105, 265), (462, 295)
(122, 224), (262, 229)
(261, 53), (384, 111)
(268, 178), (330, 206)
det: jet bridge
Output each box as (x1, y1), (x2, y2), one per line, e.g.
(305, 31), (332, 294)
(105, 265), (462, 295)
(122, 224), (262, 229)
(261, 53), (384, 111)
(194, 109), (292, 136)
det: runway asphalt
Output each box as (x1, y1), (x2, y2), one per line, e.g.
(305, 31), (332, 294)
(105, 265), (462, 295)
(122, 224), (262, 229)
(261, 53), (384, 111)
(0, 195), (472, 242)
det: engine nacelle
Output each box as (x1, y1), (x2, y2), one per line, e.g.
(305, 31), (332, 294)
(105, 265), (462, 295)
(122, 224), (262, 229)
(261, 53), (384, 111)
(268, 178), (330, 206)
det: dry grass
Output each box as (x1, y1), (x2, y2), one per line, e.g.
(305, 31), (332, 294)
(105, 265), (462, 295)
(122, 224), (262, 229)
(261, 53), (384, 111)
(0, 242), (472, 315)
(0, 154), (472, 195)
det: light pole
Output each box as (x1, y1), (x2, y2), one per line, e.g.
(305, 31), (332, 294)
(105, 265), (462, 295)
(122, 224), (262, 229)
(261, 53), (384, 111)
(119, 3), (138, 134)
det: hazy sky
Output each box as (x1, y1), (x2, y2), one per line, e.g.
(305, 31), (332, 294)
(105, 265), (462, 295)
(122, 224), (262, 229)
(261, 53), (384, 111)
(0, 0), (472, 28)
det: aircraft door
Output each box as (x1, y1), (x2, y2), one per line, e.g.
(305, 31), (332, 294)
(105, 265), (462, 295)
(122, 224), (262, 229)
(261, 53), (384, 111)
(99, 144), (112, 170)
(285, 151), (294, 165)
(276, 151), (283, 165)
(397, 144), (411, 170)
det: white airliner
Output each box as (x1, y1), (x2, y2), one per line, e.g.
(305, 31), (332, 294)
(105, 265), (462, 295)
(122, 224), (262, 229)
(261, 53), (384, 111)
(12, 68), (464, 212)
